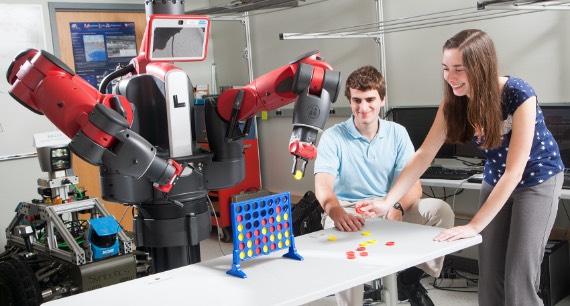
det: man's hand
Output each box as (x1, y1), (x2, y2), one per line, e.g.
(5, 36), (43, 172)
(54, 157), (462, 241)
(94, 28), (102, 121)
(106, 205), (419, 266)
(328, 206), (365, 232)
(434, 224), (478, 242)
(355, 199), (391, 219)
(384, 207), (403, 221)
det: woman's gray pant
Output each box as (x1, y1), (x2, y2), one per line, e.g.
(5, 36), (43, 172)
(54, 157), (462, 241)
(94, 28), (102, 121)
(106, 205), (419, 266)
(478, 172), (562, 306)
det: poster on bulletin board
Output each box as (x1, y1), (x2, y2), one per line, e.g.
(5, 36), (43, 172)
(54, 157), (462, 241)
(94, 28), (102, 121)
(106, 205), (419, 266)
(69, 21), (137, 91)
(0, 4), (56, 160)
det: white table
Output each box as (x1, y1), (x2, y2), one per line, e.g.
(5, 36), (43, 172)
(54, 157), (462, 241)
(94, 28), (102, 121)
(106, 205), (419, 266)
(421, 178), (570, 199)
(44, 219), (480, 306)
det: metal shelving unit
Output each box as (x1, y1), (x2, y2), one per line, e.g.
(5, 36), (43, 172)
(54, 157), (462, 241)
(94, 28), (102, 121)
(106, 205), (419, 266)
(278, 0), (569, 109)
(280, 0), (388, 107)
(477, 0), (570, 10)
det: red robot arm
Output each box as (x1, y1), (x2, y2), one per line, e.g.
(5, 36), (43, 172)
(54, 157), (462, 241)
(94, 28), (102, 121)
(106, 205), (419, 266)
(216, 51), (335, 122)
(128, 14), (339, 180)
(216, 51), (341, 179)
(7, 49), (182, 193)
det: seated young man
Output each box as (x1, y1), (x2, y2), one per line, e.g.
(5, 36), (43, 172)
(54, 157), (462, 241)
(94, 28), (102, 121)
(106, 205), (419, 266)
(314, 65), (454, 306)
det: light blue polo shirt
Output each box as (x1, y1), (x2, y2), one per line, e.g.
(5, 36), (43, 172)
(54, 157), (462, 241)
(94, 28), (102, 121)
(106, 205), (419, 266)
(314, 116), (414, 202)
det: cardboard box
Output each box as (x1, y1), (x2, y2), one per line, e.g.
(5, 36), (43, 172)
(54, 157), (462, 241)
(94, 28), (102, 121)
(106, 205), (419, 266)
(195, 84), (209, 99)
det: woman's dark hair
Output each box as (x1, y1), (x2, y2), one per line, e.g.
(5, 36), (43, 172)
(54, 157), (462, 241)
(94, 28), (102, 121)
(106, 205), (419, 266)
(443, 29), (502, 149)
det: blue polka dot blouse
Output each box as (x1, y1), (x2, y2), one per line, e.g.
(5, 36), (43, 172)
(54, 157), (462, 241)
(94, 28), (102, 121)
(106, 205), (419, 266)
(474, 77), (564, 188)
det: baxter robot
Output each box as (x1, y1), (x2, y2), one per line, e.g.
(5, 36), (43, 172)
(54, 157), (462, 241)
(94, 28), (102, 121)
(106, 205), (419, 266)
(3, 1), (340, 303)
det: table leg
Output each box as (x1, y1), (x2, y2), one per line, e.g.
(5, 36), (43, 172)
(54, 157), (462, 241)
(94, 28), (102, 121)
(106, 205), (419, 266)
(379, 273), (412, 306)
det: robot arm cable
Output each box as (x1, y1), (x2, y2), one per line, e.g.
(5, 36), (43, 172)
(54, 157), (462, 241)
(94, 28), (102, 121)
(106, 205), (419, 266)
(98, 64), (135, 93)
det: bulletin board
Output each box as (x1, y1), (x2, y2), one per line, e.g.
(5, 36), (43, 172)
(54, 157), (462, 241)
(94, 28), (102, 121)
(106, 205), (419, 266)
(51, 4), (146, 232)
(69, 21), (137, 89)
(0, 4), (56, 159)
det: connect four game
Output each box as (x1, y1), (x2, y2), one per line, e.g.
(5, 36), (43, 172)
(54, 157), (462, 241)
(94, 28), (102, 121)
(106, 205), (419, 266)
(227, 192), (303, 278)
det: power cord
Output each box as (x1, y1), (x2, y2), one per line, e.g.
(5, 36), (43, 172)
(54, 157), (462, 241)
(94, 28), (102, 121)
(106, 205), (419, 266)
(451, 178), (469, 211)
(431, 276), (478, 293)
(429, 253), (479, 293)
(456, 270), (479, 283)
(115, 205), (133, 236)
(206, 194), (226, 257)
(455, 157), (484, 167)
(422, 185), (465, 202)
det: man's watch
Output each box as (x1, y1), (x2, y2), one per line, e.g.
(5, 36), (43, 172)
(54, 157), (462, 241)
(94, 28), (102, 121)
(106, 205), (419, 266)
(393, 203), (404, 216)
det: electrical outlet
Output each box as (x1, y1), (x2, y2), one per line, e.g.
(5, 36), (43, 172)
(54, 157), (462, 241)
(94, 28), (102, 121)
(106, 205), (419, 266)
(440, 267), (457, 279)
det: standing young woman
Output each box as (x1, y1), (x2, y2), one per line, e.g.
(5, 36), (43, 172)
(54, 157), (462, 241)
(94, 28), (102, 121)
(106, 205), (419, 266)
(359, 29), (564, 306)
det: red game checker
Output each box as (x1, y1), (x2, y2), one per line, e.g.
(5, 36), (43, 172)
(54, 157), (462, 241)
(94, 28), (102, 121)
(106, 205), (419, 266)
(355, 206), (364, 214)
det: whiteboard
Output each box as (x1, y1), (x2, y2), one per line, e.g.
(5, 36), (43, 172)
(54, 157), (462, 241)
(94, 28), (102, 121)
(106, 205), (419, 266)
(0, 4), (56, 159)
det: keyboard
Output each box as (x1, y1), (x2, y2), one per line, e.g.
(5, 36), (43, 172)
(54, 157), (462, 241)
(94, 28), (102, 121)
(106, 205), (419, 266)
(421, 166), (480, 180)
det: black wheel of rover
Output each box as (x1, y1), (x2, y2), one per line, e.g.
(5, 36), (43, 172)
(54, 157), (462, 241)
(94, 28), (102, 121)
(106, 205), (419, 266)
(0, 258), (42, 306)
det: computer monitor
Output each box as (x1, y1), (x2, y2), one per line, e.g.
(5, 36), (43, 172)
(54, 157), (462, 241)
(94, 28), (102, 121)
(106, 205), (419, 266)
(455, 140), (485, 160)
(50, 147), (71, 171)
(390, 107), (455, 158)
(540, 104), (570, 168)
(37, 145), (72, 172)
(146, 15), (210, 62)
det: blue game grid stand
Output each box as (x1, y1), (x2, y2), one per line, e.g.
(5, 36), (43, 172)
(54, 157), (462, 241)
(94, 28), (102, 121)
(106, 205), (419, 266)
(226, 192), (303, 278)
